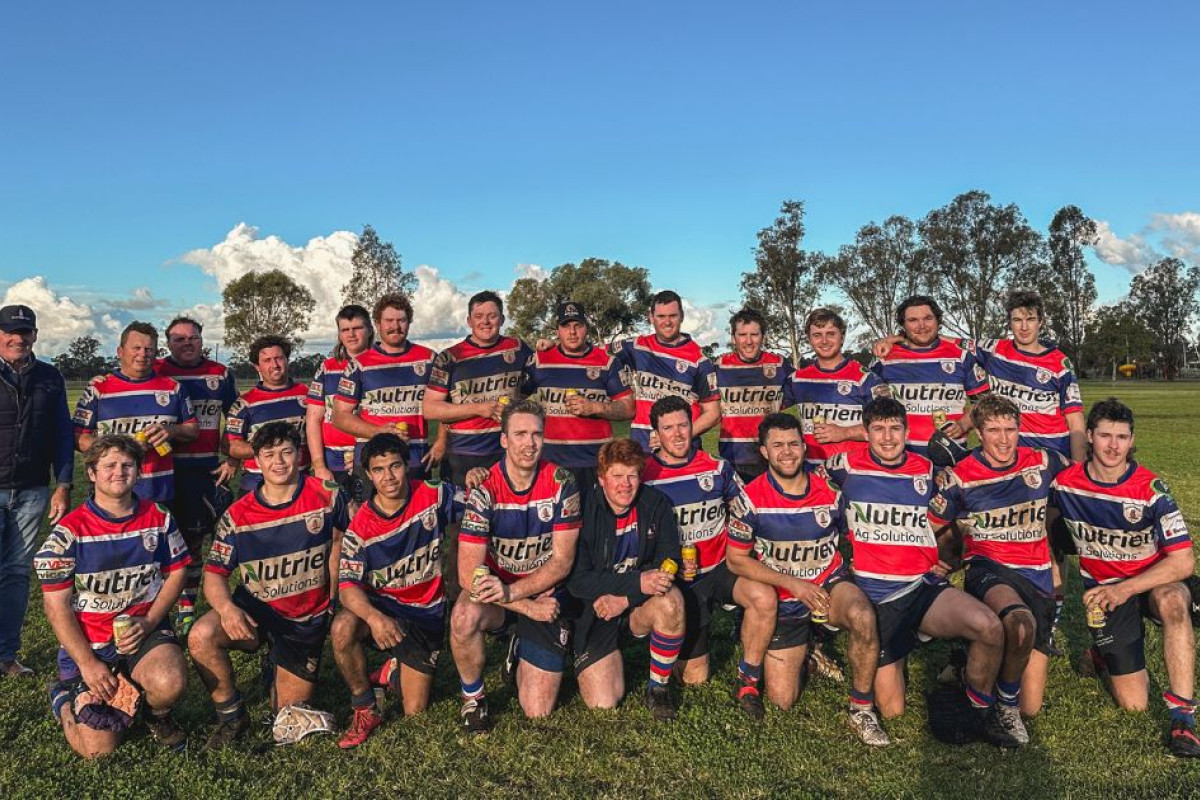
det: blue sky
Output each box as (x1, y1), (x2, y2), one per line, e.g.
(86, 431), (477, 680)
(2, 2), (1198, 351)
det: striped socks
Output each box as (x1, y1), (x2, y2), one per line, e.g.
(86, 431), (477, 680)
(997, 679), (1021, 708)
(460, 677), (485, 702)
(1164, 691), (1197, 725)
(649, 630), (684, 686)
(964, 683), (995, 710)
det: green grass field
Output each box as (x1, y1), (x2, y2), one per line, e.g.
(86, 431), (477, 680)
(3, 381), (1200, 798)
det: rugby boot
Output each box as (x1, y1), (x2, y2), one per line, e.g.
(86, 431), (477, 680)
(460, 697), (492, 735)
(643, 684), (677, 721)
(205, 713), (250, 750)
(1167, 718), (1200, 758)
(978, 704), (1024, 748)
(809, 646), (845, 684)
(146, 711), (188, 751)
(338, 705), (384, 749)
(735, 683), (765, 720)
(848, 706), (891, 747)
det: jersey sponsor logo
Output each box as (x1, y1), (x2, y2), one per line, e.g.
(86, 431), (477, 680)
(1122, 502), (1143, 524)
(837, 381), (852, 396)
(338, 377), (356, 395)
(362, 385), (424, 416)
(913, 475), (928, 495)
(1161, 510), (1188, 540)
(941, 360), (955, 374)
(991, 379), (1059, 411)
(632, 371), (693, 403)
(34, 556), (73, 583)
(888, 383), (966, 407)
(209, 539), (234, 562)
(1021, 468), (1042, 489)
(73, 564), (159, 600)
(968, 502), (1047, 540)
(1066, 383), (1082, 404)
(562, 492), (580, 518)
(239, 546), (328, 599)
(760, 537), (839, 579)
(673, 497), (726, 537)
(720, 385), (784, 416)
(493, 533), (553, 574)
(1152, 478), (1173, 499)
(431, 367), (449, 385)
(461, 509), (488, 531)
(1067, 518), (1157, 560)
(763, 363), (777, 379)
(305, 512), (324, 534)
(871, 384), (891, 398)
(75, 409), (94, 427)
(366, 539), (441, 590)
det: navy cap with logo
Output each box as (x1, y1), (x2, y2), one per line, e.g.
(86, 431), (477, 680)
(555, 301), (588, 327)
(0, 305), (37, 333)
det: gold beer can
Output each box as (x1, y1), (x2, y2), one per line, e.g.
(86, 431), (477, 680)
(1086, 603), (1107, 629)
(932, 410), (949, 430)
(660, 558), (679, 578)
(112, 614), (135, 648)
(681, 545), (698, 581)
(470, 565), (491, 602)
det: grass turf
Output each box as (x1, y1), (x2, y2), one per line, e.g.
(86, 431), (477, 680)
(2, 380), (1200, 798)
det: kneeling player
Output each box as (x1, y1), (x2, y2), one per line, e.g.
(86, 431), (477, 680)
(568, 438), (687, 720)
(190, 422), (348, 749)
(727, 414), (889, 746)
(822, 398), (1012, 744)
(37, 435), (190, 757)
(1053, 397), (1200, 757)
(928, 395), (1067, 746)
(450, 400), (580, 732)
(332, 433), (460, 747)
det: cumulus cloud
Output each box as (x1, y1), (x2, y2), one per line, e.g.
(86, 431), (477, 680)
(1149, 212), (1200, 262)
(514, 263), (549, 282)
(681, 299), (730, 349)
(0, 276), (100, 354)
(1091, 221), (1158, 272)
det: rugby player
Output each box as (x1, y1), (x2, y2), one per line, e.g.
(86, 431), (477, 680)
(568, 438), (687, 720)
(155, 316), (238, 634)
(715, 307), (795, 483)
(450, 400), (580, 732)
(928, 395), (1068, 745)
(333, 293), (443, 483)
(307, 304), (373, 494)
(521, 301), (634, 497)
(38, 435), (190, 756)
(727, 414), (889, 745)
(869, 296), (988, 456)
(790, 308), (889, 467)
(332, 433), (460, 747)
(190, 422), (348, 748)
(74, 321), (199, 502)
(226, 335), (311, 494)
(821, 398), (1013, 744)
(1052, 398), (1200, 757)
(642, 395), (777, 718)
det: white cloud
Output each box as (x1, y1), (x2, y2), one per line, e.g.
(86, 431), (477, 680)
(1091, 221), (1158, 272)
(1, 276), (99, 355)
(514, 263), (549, 282)
(681, 299), (730, 349)
(1149, 212), (1200, 262)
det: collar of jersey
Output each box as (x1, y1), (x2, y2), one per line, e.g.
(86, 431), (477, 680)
(555, 344), (594, 359)
(253, 478), (304, 509)
(465, 335), (506, 350)
(1083, 460), (1138, 487)
(652, 333), (691, 349)
(368, 489), (413, 520)
(898, 341), (942, 354)
(86, 496), (139, 523)
(866, 448), (908, 471)
(970, 448), (1020, 473)
(766, 469), (811, 501)
(650, 448), (699, 470)
(255, 380), (296, 393)
(374, 342), (412, 357)
(162, 356), (207, 370)
(814, 356), (851, 374)
(498, 458), (539, 496)
(113, 369), (156, 384)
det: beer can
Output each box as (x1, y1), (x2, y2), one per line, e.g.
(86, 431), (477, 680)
(660, 558), (679, 578)
(397, 422), (409, 437)
(564, 389), (579, 398)
(932, 410), (949, 430)
(154, 439), (172, 457)
(1086, 603), (1107, 629)
(112, 614), (135, 648)
(810, 608), (828, 626)
(498, 396), (512, 406)
(470, 565), (491, 602)
(812, 413), (827, 426)
(681, 545), (698, 581)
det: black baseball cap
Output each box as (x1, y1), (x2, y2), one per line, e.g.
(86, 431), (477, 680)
(556, 301), (588, 327)
(0, 305), (37, 333)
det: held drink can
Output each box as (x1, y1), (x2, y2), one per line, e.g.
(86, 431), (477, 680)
(812, 413), (827, 426)
(112, 614), (135, 649)
(660, 558), (679, 578)
(564, 389), (579, 397)
(498, 396), (512, 406)
(932, 410), (949, 431)
(134, 429), (172, 457)
(1086, 603), (1107, 629)
(470, 565), (491, 602)
(681, 545), (698, 581)
(810, 606), (828, 626)
(397, 422), (409, 437)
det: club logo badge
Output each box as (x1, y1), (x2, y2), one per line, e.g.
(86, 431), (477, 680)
(1021, 469), (1042, 489)
(1123, 503), (1143, 524)
(305, 513), (324, 534)
(763, 364), (777, 379)
(837, 381), (852, 396)
(206, 376), (221, 391)
(155, 391), (170, 407)
(699, 473), (714, 492)
(587, 367), (601, 380)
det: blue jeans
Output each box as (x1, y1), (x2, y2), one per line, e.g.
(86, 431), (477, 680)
(0, 486), (50, 662)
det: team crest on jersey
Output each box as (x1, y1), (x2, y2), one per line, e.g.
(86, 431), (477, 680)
(414, 362), (426, 376)
(913, 475), (928, 495)
(537, 502), (554, 522)
(675, 359), (688, 374)
(155, 391), (170, 407)
(1035, 368), (1051, 384)
(941, 360), (955, 374)
(973, 364), (987, 382)
(297, 396), (307, 408)
(141, 529), (159, 553)
(587, 366), (601, 380)
(699, 473), (714, 492)
(1122, 503), (1143, 524)
(763, 363), (777, 379)
(837, 381), (852, 396)
(1021, 469), (1042, 489)
(814, 507), (832, 528)
(206, 375), (221, 391)
(422, 510), (437, 531)
(305, 512), (324, 534)
(503, 350), (516, 364)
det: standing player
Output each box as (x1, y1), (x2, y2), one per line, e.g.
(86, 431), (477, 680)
(791, 308), (889, 467)
(869, 296), (989, 456)
(726, 414), (888, 745)
(450, 400), (580, 732)
(927, 395), (1068, 745)
(715, 307), (795, 483)
(332, 433), (460, 747)
(156, 316), (239, 634)
(74, 321), (199, 503)
(307, 304), (373, 493)
(190, 422), (348, 748)
(641, 396), (777, 718)
(37, 435), (190, 757)
(226, 335), (311, 494)
(821, 398), (1013, 744)
(333, 293), (441, 482)
(521, 301), (634, 495)
(1053, 398), (1200, 757)
(609, 290), (720, 453)
(569, 438), (687, 720)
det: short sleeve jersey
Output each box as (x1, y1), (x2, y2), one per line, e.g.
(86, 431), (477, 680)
(308, 356), (359, 472)
(205, 476), (348, 622)
(427, 336), (532, 457)
(789, 357), (890, 464)
(969, 338), (1083, 457)
(335, 342), (435, 471)
(36, 498), (190, 647)
(927, 447), (1068, 594)
(154, 357), (238, 467)
(521, 344), (632, 469)
(611, 334), (719, 451)
(72, 371), (197, 502)
(338, 480), (462, 626)
(641, 451), (747, 576)
(821, 449), (937, 604)
(458, 460), (581, 584)
(870, 340), (989, 455)
(728, 470), (845, 618)
(1052, 462), (1191, 588)
(715, 351), (795, 468)
(226, 381), (311, 488)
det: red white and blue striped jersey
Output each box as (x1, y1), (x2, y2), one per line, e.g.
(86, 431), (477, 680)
(610, 334), (719, 452)
(928, 447), (1067, 594)
(968, 338), (1083, 457)
(521, 344), (631, 468)
(72, 371), (197, 502)
(205, 476), (348, 623)
(728, 470), (846, 617)
(428, 336), (532, 457)
(226, 381), (311, 489)
(35, 498), (190, 647)
(821, 449), (938, 603)
(789, 357), (889, 464)
(641, 450), (746, 576)
(308, 356), (359, 472)
(870, 340), (989, 455)
(1052, 462), (1191, 588)
(335, 342), (435, 472)
(154, 357), (238, 467)
(611, 508), (642, 574)
(715, 351), (796, 468)
(458, 460), (581, 584)
(338, 480), (462, 625)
